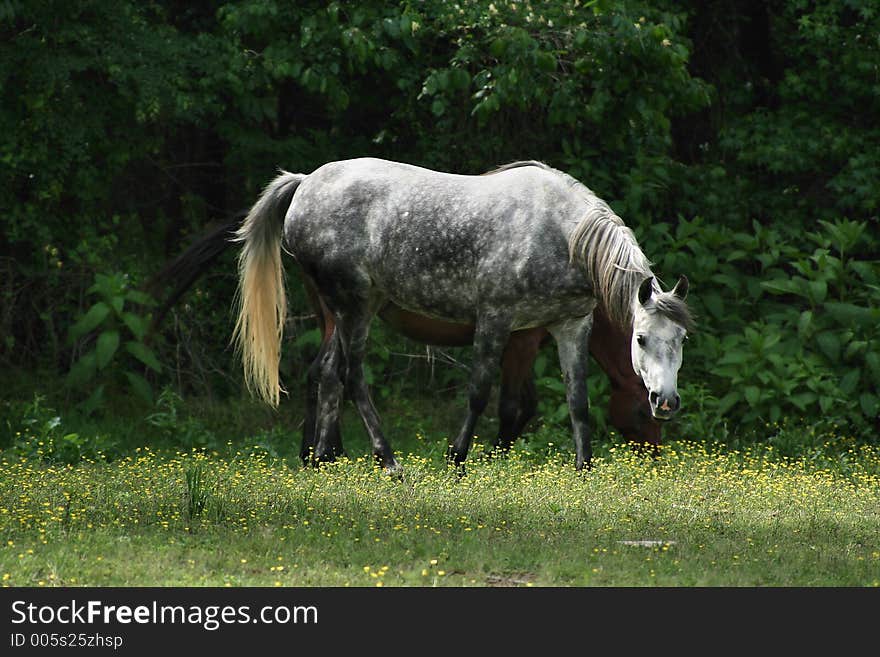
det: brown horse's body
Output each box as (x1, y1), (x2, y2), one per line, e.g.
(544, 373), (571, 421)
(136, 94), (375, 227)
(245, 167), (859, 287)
(379, 302), (660, 447)
(304, 279), (660, 457)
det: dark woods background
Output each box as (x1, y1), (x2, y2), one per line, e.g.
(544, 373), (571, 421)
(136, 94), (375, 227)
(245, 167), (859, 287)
(2, 0), (878, 453)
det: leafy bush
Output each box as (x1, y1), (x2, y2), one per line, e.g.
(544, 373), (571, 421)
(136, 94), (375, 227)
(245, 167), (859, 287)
(2, 0), (879, 451)
(145, 388), (219, 450)
(0, 395), (113, 463)
(644, 216), (879, 441)
(67, 273), (161, 412)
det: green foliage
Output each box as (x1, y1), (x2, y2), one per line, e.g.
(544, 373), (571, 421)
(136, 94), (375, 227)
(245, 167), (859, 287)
(534, 351), (570, 427)
(67, 273), (160, 411)
(145, 388), (219, 450)
(719, 2), (880, 218)
(645, 216), (879, 440)
(183, 463), (209, 522)
(401, 0), (709, 211)
(533, 350), (610, 438)
(0, 394), (112, 463)
(2, 0), (879, 448)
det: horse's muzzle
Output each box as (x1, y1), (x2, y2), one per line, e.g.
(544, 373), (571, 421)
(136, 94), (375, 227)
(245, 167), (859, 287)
(649, 391), (680, 420)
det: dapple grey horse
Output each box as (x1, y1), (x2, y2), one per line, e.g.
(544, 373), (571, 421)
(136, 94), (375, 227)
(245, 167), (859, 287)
(233, 158), (692, 472)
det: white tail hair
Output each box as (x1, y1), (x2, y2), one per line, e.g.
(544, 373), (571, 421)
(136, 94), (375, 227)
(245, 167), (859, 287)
(232, 171), (306, 406)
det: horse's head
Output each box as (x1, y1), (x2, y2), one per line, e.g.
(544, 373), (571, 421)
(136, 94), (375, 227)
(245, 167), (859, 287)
(631, 275), (691, 421)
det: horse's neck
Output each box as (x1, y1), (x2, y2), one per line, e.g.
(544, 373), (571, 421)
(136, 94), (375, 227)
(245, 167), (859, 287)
(589, 308), (638, 389)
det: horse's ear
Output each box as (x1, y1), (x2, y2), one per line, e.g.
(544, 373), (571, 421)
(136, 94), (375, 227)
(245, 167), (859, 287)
(673, 275), (689, 300)
(638, 277), (654, 306)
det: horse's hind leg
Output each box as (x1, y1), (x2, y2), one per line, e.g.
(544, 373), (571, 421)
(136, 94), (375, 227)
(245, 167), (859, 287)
(448, 315), (512, 469)
(308, 330), (345, 466)
(548, 315), (594, 471)
(332, 302), (400, 474)
(302, 329), (344, 464)
(301, 287), (345, 464)
(301, 353), (318, 464)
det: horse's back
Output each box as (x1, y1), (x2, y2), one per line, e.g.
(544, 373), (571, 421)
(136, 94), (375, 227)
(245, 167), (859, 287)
(284, 158), (591, 324)
(289, 156), (572, 212)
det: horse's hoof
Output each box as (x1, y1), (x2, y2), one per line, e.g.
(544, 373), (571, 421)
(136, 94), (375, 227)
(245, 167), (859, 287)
(446, 447), (464, 465)
(380, 457), (403, 477)
(311, 449), (336, 468)
(485, 443), (511, 460)
(445, 457), (466, 477)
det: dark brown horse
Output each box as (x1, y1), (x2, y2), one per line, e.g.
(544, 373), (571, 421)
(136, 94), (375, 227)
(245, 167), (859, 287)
(148, 218), (662, 462)
(302, 281), (660, 462)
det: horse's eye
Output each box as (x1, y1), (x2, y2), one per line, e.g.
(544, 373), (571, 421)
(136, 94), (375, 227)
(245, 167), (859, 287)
(637, 335), (646, 347)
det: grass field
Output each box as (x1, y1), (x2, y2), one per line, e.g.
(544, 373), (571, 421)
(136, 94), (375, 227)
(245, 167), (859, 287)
(2, 393), (878, 587)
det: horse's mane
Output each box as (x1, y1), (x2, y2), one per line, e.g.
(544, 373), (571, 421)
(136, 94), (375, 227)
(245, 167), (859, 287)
(482, 160), (586, 193)
(481, 160), (551, 176)
(485, 160), (690, 330)
(568, 206), (654, 330)
(650, 291), (694, 332)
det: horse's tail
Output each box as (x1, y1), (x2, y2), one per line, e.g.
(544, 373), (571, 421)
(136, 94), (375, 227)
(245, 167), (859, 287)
(232, 170), (307, 407)
(145, 216), (242, 335)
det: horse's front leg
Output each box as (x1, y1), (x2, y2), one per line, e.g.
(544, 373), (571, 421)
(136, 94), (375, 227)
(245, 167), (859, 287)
(448, 314), (512, 470)
(548, 315), (594, 470)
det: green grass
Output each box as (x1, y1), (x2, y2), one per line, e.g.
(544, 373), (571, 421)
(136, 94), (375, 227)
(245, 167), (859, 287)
(2, 423), (879, 587)
(2, 383), (878, 587)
